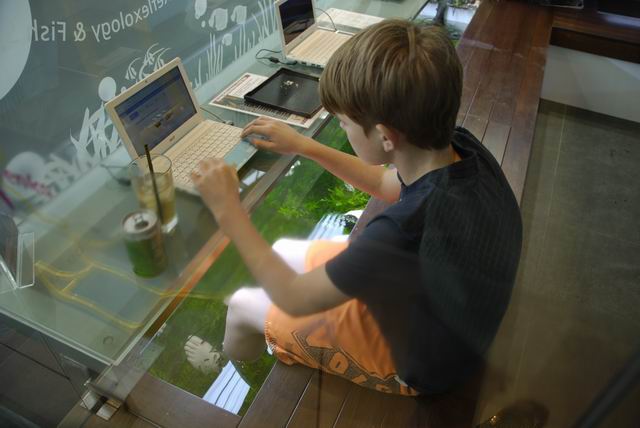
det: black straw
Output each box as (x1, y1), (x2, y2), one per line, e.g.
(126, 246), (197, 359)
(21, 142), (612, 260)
(143, 144), (164, 225)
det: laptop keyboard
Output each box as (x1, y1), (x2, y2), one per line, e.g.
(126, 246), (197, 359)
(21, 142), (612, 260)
(171, 121), (242, 187)
(292, 30), (351, 66)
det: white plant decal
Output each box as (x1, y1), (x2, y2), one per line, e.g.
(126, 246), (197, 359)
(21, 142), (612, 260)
(125, 44), (171, 82)
(3, 43), (174, 208)
(2, 1), (278, 212)
(63, 43), (173, 182)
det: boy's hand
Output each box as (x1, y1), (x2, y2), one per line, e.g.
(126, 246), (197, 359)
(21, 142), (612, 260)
(191, 158), (242, 225)
(241, 117), (312, 155)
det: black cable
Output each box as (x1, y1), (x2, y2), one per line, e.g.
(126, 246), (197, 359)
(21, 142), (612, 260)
(255, 48), (283, 56)
(315, 8), (337, 32)
(255, 48), (297, 66)
(100, 163), (130, 186)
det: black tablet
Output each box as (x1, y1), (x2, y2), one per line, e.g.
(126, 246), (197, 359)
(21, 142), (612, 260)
(244, 68), (321, 118)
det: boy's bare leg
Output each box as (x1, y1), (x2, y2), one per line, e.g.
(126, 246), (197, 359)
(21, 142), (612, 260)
(223, 238), (310, 361)
(223, 287), (271, 361)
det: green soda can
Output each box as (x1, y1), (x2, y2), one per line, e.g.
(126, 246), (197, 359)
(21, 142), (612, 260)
(122, 210), (167, 278)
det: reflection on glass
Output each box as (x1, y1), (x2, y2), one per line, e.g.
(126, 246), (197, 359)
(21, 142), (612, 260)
(279, 0), (316, 44)
(128, 154), (178, 233)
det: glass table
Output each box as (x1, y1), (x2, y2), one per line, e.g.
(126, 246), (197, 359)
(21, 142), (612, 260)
(0, 0), (430, 421)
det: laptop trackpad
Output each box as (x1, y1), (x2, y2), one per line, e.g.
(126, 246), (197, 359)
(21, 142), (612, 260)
(225, 139), (258, 170)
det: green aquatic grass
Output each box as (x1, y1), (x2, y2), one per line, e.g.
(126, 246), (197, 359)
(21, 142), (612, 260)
(147, 118), (369, 414)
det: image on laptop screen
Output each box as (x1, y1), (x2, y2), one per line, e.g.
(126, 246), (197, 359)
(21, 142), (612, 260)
(114, 66), (197, 155)
(279, 0), (315, 44)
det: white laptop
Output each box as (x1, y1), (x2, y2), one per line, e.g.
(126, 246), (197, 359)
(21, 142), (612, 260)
(105, 58), (257, 195)
(275, 0), (353, 68)
(316, 8), (384, 31)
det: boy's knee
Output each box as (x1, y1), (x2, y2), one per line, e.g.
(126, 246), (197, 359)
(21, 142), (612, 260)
(224, 288), (269, 361)
(228, 287), (264, 313)
(226, 287), (270, 333)
(272, 239), (310, 273)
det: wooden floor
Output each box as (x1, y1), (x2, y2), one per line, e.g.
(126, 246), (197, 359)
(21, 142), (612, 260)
(551, 0), (640, 64)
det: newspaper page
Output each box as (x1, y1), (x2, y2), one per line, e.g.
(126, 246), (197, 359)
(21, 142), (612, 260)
(209, 73), (326, 129)
(317, 8), (384, 31)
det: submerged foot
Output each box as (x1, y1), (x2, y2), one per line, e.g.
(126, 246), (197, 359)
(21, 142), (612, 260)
(184, 335), (224, 374)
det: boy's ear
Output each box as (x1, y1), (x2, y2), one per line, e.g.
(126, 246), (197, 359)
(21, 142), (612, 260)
(375, 124), (399, 152)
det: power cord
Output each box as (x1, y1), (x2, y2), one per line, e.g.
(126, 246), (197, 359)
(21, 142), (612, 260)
(315, 8), (337, 32)
(255, 48), (297, 66)
(100, 163), (130, 186)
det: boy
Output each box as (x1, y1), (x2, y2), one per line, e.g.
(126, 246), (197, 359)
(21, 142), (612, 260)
(191, 19), (522, 395)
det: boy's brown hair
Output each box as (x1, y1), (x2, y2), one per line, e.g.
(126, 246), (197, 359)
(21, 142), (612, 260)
(319, 20), (462, 151)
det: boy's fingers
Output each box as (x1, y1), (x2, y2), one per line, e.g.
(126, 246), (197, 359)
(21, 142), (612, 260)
(241, 123), (270, 138)
(197, 158), (220, 175)
(197, 159), (209, 173)
(190, 171), (202, 185)
(244, 117), (267, 129)
(250, 138), (273, 150)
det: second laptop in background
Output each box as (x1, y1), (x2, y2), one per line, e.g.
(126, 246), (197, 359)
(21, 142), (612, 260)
(275, 0), (353, 68)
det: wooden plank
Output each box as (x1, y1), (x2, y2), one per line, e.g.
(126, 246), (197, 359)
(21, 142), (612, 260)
(489, 3), (542, 126)
(501, 10), (554, 204)
(501, 78), (542, 204)
(82, 405), (156, 428)
(466, 3), (528, 122)
(459, 0), (498, 44)
(0, 319), (65, 376)
(0, 347), (79, 427)
(462, 114), (489, 142)
(553, 0), (640, 45)
(286, 370), (353, 428)
(458, 3), (516, 119)
(468, 0), (506, 48)
(126, 373), (240, 428)
(458, 45), (493, 120)
(332, 386), (479, 428)
(380, 394), (424, 427)
(466, 48), (510, 121)
(456, 0), (499, 66)
(551, 28), (640, 64)
(412, 392), (479, 428)
(59, 402), (92, 428)
(333, 386), (401, 428)
(482, 121), (511, 164)
(239, 362), (314, 427)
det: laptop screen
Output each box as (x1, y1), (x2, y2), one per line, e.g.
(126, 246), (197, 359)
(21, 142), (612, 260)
(114, 66), (197, 155)
(279, 0), (315, 45)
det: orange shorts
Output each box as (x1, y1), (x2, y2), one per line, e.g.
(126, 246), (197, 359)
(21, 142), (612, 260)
(264, 240), (418, 395)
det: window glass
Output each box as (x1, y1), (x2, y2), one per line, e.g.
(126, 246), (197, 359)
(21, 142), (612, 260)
(0, 0), (278, 217)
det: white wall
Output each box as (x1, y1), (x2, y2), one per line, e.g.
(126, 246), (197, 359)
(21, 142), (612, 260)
(541, 46), (640, 123)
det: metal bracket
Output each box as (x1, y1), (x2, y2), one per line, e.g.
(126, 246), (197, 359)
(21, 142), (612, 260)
(80, 385), (123, 421)
(0, 214), (35, 293)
